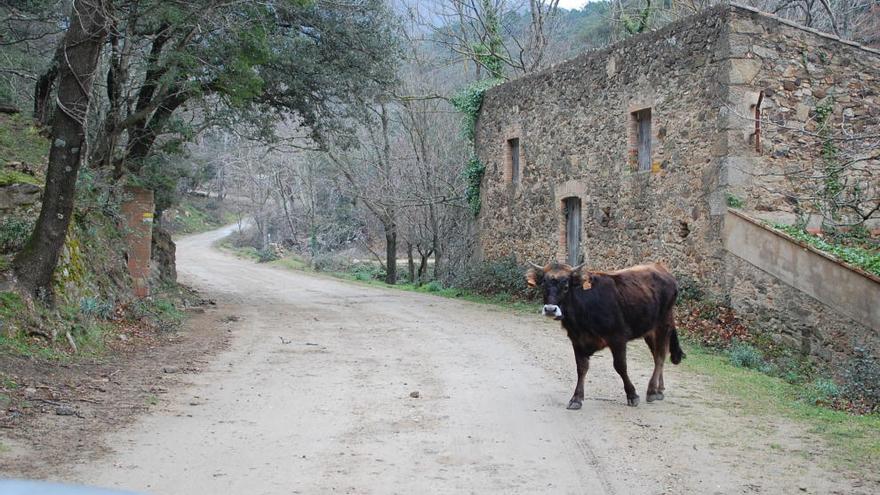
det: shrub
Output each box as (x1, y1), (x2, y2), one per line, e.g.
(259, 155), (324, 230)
(130, 297), (184, 333)
(725, 193), (745, 208)
(455, 256), (535, 301)
(800, 378), (841, 407)
(351, 263), (383, 281)
(423, 280), (443, 292)
(840, 348), (880, 413)
(728, 340), (768, 370)
(675, 273), (706, 302)
(0, 216), (34, 254)
(773, 224), (880, 276)
(256, 248), (280, 263)
(79, 296), (114, 320)
(311, 252), (353, 273)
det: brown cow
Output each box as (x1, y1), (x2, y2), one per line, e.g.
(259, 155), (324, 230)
(526, 262), (684, 409)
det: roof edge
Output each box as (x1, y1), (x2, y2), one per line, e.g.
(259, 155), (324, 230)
(483, 2), (880, 100)
(729, 2), (880, 56)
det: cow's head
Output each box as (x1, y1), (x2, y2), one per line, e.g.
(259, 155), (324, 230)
(525, 262), (587, 320)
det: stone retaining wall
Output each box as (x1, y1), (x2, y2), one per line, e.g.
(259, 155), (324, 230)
(723, 210), (878, 369)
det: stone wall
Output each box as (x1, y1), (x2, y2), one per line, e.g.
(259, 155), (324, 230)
(0, 183), (40, 211)
(721, 5), (880, 227)
(474, 5), (733, 288)
(725, 251), (877, 370)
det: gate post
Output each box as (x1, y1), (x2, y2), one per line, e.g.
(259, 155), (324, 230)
(121, 186), (154, 298)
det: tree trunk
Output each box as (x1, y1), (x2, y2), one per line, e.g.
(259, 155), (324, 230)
(123, 92), (186, 174)
(407, 242), (415, 283)
(13, 0), (109, 302)
(384, 218), (397, 285)
(432, 233), (442, 281)
(417, 245), (433, 283)
(33, 44), (62, 126)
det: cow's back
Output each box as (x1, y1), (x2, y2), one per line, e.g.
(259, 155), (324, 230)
(608, 264), (677, 335)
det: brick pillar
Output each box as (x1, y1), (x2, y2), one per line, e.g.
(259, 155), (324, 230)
(121, 186), (155, 298)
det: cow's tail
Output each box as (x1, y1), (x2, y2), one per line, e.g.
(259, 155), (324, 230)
(670, 328), (685, 365)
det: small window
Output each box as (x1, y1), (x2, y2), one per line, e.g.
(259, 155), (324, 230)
(632, 108), (652, 172)
(507, 138), (520, 183)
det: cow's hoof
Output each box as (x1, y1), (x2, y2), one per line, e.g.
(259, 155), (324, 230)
(627, 395), (640, 407)
(646, 392), (664, 402)
(567, 400), (583, 410)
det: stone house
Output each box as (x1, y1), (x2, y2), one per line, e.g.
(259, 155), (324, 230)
(473, 3), (880, 368)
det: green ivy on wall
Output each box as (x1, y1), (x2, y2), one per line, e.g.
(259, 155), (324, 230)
(451, 78), (503, 216)
(450, 78), (503, 141)
(463, 156), (487, 216)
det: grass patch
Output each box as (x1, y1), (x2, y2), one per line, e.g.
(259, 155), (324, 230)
(0, 113), (48, 170)
(271, 255), (308, 271)
(0, 334), (67, 361)
(773, 224), (879, 276)
(682, 345), (880, 469)
(165, 196), (238, 236)
(69, 321), (111, 356)
(130, 297), (185, 332)
(0, 167), (41, 186)
(219, 242), (261, 262)
(0, 291), (24, 318)
(1, 374), (19, 389)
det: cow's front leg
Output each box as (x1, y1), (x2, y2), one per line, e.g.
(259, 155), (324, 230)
(610, 343), (639, 406)
(568, 347), (590, 410)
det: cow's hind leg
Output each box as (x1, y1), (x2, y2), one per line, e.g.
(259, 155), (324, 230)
(568, 346), (590, 410)
(645, 329), (668, 403)
(610, 343), (639, 406)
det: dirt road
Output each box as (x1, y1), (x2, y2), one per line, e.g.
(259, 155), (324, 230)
(61, 226), (868, 494)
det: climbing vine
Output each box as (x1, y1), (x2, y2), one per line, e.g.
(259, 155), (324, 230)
(815, 98), (843, 227)
(621, 0), (653, 35)
(450, 78), (504, 141)
(463, 156), (487, 216)
(472, 0), (505, 79)
(451, 78), (503, 217)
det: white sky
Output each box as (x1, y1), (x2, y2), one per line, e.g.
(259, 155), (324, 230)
(557, 0), (590, 9)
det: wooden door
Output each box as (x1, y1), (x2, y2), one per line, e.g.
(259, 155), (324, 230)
(564, 197), (581, 265)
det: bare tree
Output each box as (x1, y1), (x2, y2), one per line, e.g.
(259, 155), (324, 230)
(732, 98), (879, 231)
(421, 0), (562, 78)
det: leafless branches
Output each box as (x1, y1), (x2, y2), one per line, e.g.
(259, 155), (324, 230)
(729, 100), (879, 230)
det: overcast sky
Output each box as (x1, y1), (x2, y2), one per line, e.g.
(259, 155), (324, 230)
(558, 0), (590, 9)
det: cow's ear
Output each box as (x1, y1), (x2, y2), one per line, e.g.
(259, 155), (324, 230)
(579, 271), (593, 290)
(525, 268), (543, 288)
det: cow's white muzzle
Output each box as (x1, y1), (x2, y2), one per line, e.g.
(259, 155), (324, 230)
(542, 304), (563, 319)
